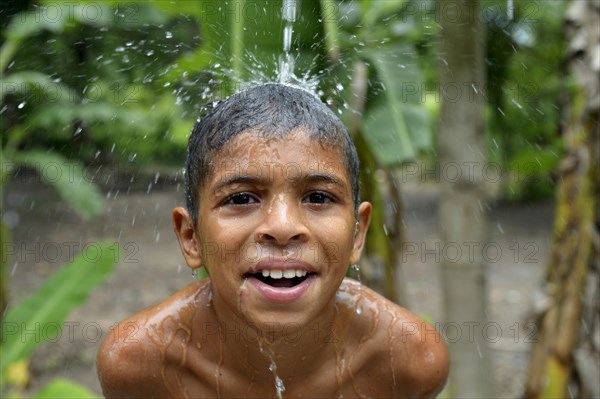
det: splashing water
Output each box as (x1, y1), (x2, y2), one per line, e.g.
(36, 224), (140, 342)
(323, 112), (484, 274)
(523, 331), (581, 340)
(351, 264), (362, 285)
(270, 362), (286, 399)
(258, 340), (286, 398)
(192, 0), (335, 110)
(278, 0), (297, 85)
(507, 0), (514, 21)
(351, 264), (363, 315)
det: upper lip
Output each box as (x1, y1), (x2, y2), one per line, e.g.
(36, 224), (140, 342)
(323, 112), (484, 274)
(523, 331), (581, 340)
(247, 259), (317, 274)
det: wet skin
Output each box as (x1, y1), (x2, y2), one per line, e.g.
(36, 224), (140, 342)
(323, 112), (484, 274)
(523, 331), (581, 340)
(97, 131), (449, 398)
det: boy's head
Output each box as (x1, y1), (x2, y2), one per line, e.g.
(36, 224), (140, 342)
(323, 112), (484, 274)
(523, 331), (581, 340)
(184, 83), (360, 227)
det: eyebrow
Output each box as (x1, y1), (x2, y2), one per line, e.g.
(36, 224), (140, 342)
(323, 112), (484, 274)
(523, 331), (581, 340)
(302, 173), (349, 192)
(211, 172), (349, 194)
(212, 175), (265, 194)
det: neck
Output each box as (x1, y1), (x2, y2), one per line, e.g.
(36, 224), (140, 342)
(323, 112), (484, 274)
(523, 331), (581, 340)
(202, 283), (352, 381)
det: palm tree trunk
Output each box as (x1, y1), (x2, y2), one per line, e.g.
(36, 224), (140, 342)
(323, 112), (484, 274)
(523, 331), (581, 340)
(524, 1), (599, 398)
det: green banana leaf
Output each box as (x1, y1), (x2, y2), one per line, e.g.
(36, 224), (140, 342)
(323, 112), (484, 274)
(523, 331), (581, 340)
(362, 45), (432, 166)
(0, 241), (118, 381)
(33, 378), (101, 399)
(11, 151), (104, 219)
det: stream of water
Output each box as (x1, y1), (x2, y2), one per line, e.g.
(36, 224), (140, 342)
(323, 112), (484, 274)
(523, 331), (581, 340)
(278, 0), (297, 85)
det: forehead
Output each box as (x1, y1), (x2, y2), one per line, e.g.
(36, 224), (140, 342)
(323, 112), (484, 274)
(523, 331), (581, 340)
(206, 129), (349, 182)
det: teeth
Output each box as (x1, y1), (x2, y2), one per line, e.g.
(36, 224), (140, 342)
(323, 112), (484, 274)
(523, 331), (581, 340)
(270, 270), (283, 279)
(283, 270), (296, 279)
(258, 269), (308, 279)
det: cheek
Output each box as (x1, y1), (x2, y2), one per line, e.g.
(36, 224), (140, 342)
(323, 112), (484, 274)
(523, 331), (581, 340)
(310, 219), (355, 263)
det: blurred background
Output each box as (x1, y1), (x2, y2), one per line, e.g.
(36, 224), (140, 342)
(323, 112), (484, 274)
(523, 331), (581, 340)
(1, 0), (598, 398)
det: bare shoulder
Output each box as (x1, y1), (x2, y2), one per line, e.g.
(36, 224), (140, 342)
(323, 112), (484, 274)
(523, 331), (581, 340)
(96, 280), (210, 398)
(391, 307), (449, 398)
(339, 279), (449, 398)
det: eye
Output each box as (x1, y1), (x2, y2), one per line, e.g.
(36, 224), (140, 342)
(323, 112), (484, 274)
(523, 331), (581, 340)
(303, 192), (334, 204)
(224, 193), (258, 206)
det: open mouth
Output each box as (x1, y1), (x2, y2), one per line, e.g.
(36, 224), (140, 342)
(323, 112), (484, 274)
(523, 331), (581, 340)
(245, 269), (315, 288)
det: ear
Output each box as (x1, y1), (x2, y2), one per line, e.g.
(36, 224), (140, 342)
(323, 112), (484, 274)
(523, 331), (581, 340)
(172, 207), (202, 270)
(349, 201), (372, 265)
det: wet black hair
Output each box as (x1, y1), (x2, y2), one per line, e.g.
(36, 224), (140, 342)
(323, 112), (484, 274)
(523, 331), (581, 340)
(185, 83), (360, 227)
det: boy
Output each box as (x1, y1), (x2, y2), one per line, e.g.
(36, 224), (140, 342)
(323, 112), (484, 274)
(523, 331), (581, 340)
(97, 84), (448, 398)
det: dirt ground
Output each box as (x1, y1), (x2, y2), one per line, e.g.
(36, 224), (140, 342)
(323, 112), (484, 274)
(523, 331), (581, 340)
(4, 173), (553, 398)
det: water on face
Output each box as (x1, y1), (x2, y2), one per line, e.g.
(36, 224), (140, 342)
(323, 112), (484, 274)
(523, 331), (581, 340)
(188, 1), (362, 396)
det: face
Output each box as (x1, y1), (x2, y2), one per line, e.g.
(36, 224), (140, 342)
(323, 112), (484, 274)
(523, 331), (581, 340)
(174, 129), (371, 329)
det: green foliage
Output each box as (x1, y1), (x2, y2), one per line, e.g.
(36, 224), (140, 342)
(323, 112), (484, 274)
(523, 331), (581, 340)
(2, 0), (437, 172)
(2, 0), (569, 204)
(485, 0), (568, 200)
(505, 145), (560, 200)
(329, 0), (434, 167)
(361, 45), (431, 165)
(1, 242), (118, 381)
(11, 151), (104, 219)
(1, 1), (193, 169)
(33, 379), (101, 398)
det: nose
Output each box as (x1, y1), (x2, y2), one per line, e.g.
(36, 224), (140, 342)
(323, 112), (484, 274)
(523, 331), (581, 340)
(255, 195), (309, 246)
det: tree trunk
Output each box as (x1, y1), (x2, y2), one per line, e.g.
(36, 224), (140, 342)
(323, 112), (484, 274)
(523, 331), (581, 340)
(524, 1), (599, 398)
(438, 0), (492, 397)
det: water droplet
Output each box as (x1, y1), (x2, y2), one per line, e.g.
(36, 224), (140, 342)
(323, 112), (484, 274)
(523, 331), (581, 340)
(511, 98), (523, 109)
(496, 223), (504, 234)
(17, 101), (26, 109)
(207, 287), (212, 306)
(146, 50), (154, 56)
(351, 264), (362, 285)
(282, 0), (297, 22)
(275, 376), (286, 397)
(165, 31), (173, 39)
(11, 262), (18, 276)
(476, 342), (483, 358)
(507, 0), (514, 20)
